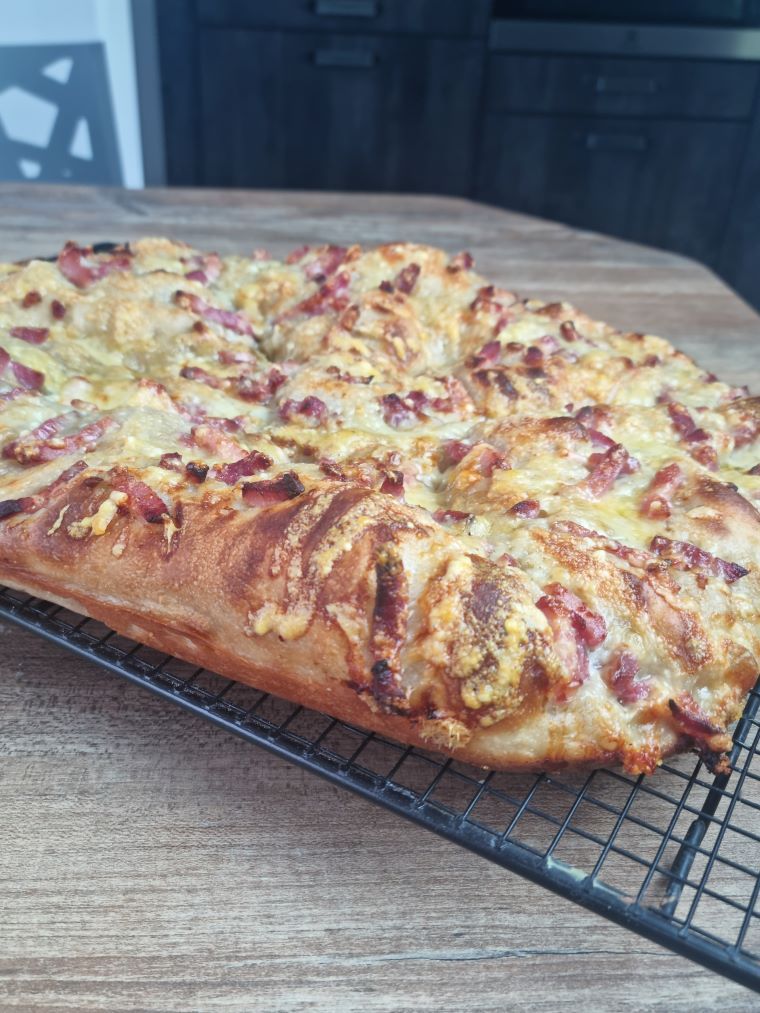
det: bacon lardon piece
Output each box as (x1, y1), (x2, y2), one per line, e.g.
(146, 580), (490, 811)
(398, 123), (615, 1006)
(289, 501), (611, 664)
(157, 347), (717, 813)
(109, 470), (168, 523)
(603, 650), (650, 705)
(0, 460), (88, 521)
(50, 299), (66, 320)
(304, 245), (348, 282)
(285, 244), (310, 264)
(379, 470), (405, 498)
(57, 242), (131, 288)
(279, 395), (328, 426)
(10, 326), (49, 345)
(579, 444), (639, 498)
(183, 251), (222, 284)
(439, 439), (472, 470)
(650, 535), (749, 584)
(158, 452), (183, 472)
(21, 291), (42, 308)
(212, 450), (273, 485)
(237, 367), (286, 404)
(472, 368), (518, 400)
(509, 499), (541, 518)
(447, 250), (474, 272)
(466, 340), (501, 369)
(560, 321), (580, 342)
(0, 496), (37, 519)
(174, 291), (254, 337)
(668, 693), (732, 772)
(433, 509), (472, 524)
(179, 365), (221, 388)
(11, 360), (44, 390)
(281, 271), (351, 319)
(394, 263), (421, 295)
(188, 423), (244, 461)
(540, 582), (607, 649)
(640, 462), (685, 519)
(242, 471), (305, 507)
(185, 461), (209, 483)
(3, 415), (115, 464)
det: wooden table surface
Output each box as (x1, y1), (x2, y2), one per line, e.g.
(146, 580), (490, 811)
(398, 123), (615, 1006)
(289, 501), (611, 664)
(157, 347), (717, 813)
(0, 184), (758, 1012)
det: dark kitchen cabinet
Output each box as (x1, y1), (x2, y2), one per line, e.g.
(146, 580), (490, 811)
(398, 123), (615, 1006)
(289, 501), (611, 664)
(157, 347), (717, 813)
(198, 29), (484, 193)
(478, 114), (747, 267)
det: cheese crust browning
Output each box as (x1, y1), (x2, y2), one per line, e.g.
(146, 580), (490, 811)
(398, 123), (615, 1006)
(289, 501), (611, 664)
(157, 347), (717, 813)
(0, 238), (757, 773)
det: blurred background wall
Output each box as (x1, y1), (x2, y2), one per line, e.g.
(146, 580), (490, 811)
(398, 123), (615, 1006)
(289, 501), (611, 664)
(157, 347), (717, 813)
(1, 0), (759, 312)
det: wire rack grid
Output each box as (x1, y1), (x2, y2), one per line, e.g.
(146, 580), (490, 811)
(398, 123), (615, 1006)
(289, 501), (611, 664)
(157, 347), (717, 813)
(1, 584), (759, 991)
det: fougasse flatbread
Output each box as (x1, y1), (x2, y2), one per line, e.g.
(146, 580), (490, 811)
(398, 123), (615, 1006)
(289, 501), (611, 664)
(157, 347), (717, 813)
(0, 238), (757, 774)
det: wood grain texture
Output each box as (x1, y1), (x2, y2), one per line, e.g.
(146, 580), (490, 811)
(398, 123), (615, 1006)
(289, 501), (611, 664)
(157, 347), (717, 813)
(0, 184), (758, 1012)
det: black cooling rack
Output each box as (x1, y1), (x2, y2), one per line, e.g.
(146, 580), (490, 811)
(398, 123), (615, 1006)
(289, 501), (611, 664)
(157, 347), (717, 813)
(2, 585), (759, 990)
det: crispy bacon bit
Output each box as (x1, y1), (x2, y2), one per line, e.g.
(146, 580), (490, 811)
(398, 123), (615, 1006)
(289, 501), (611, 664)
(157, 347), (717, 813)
(179, 365), (221, 388)
(279, 395), (328, 426)
(185, 461), (208, 483)
(691, 445), (718, 471)
(640, 462), (684, 519)
(380, 470), (405, 498)
(439, 439), (472, 470)
(666, 401), (710, 444)
(48, 459), (88, 492)
(394, 263), (420, 294)
(540, 582), (607, 648)
(158, 452), (183, 472)
(325, 365), (372, 385)
(304, 245), (348, 281)
(536, 595), (588, 690)
(218, 348), (257, 366)
(285, 244), (310, 264)
(581, 444), (639, 497)
(473, 368), (518, 400)
(188, 423), (243, 461)
(57, 242), (131, 288)
(433, 509), (471, 524)
(22, 291), (41, 308)
(0, 347), (8, 374)
(109, 471), (168, 522)
(747, 463), (760, 476)
(184, 252), (221, 284)
(379, 280), (394, 293)
(319, 458), (345, 480)
(643, 354), (660, 367)
(560, 321), (580, 342)
(242, 471), (305, 506)
(474, 445), (508, 477)
(603, 650), (649, 705)
(650, 535), (749, 583)
(586, 427), (615, 450)
(282, 271), (350, 319)
(213, 450), (272, 485)
(669, 694), (724, 740)
(237, 367), (286, 404)
(523, 345), (544, 367)
(10, 326), (49, 345)
(51, 299), (66, 320)
(510, 499), (540, 518)
(380, 392), (427, 428)
(174, 291), (254, 337)
(6, 415), (115, 464)
(466, 340), (501, 369)
(0, 496), (37, 519)
(10, 360), (44, 390)
(448, 251), (474, 272)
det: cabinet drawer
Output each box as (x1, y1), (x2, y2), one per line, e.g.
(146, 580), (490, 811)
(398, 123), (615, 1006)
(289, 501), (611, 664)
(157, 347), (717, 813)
(197, 0), (489, 37)
(199, 30), (483, 193)
(486, 54), (759, 119)
(477, 114), (747, 265)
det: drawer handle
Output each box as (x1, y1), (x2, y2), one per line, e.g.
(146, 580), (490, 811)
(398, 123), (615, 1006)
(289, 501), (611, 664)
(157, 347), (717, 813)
(313, 48), (376, 68)
(314, 0), (379, 16)
(592, 75), (658, 96)
(585, 132), (648, 153)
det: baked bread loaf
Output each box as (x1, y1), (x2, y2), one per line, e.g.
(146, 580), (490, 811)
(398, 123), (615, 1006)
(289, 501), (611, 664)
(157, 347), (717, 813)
(0, 238), (757, 773)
